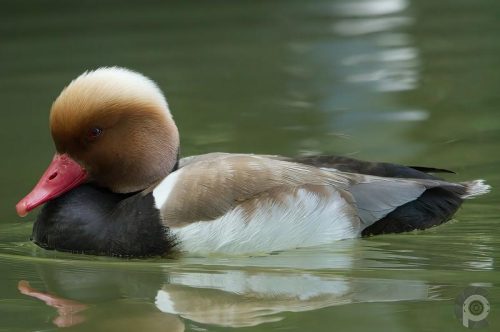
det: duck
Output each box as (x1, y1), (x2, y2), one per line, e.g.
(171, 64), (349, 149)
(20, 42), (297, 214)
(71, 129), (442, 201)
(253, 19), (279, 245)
(15, 67), (490, 257)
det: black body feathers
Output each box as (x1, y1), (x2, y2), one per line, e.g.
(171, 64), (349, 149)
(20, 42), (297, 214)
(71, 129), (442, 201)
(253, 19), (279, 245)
(32, 184), (175, 257)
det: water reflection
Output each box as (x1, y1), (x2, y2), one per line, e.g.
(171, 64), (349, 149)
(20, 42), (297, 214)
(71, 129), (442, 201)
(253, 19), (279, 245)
(16, 241), (439, 330)
(18, 281), (88, 328)
(333, 0), (409, 16)
(155, 271), (433, 327)
(334, 0), (419, 92)
(284, 0), (427, 159)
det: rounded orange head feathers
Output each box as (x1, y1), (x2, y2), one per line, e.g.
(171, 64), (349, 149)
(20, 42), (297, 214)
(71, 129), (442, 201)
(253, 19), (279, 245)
(17, 67), (180, 216)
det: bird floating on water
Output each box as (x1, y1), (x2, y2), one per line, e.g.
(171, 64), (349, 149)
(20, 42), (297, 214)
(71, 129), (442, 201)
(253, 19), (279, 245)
(16, 67), (490, 257)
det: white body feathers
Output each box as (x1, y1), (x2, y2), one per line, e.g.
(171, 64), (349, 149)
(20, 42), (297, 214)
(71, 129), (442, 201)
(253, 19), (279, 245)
(166, 188), (359, 254)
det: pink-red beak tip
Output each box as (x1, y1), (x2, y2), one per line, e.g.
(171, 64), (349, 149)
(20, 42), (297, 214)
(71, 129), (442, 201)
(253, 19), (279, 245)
(16, 201), (29, 218)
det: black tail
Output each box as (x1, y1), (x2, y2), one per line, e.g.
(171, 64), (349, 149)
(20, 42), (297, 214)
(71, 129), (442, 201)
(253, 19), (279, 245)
(361, 187), (463, 236)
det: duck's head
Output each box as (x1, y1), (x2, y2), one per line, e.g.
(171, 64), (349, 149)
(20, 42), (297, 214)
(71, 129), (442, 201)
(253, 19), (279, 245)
(16, 67), (180, 217)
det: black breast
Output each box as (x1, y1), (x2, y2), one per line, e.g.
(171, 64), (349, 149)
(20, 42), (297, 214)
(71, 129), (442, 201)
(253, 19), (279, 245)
(32, 184), (176, 257)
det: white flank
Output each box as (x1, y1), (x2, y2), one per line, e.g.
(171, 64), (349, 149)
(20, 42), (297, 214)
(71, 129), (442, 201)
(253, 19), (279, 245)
(462, 179), (491, 199)
(170, 189), (359, 254)
(152, 169), (183, 209)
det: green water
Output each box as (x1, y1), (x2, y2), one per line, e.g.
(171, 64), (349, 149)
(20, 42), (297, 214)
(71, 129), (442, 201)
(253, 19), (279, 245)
(1, 0), (499, 331)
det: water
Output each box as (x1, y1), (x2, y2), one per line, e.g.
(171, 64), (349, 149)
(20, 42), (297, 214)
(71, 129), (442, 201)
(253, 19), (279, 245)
(1, 0), (499, 330)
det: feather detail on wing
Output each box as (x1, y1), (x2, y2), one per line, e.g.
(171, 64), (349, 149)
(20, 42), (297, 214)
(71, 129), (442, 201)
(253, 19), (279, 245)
(157, 153), (489, 236)
(155, 154), (353, 228)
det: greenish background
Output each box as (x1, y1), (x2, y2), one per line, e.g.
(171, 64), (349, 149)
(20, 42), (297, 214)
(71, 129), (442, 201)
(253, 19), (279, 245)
(1, 0), (499, 331)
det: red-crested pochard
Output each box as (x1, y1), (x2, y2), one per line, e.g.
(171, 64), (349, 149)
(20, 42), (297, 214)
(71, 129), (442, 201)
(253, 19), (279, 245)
(16, 67), (490, 257)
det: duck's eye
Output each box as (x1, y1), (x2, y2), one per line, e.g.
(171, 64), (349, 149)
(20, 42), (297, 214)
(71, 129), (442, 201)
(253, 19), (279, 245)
(87, 127), (103, 141)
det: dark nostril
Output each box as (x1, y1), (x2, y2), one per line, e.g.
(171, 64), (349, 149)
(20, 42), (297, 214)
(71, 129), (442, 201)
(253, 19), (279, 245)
(48, 172), (58, 180)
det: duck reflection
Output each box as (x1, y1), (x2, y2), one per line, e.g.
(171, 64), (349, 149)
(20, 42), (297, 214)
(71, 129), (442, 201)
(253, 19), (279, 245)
(18, 241), (438, 330)
(18, 280), (88, 328)
(155, 269), (433, 327)
(18, 264), (184, 332)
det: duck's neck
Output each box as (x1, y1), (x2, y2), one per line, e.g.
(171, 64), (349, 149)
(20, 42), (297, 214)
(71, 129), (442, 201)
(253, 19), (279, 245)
(32, 184), (177, 257)
(170, 149), (180, 173)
